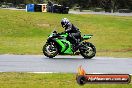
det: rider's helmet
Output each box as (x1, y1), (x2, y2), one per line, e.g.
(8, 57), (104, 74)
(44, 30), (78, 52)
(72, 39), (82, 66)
(61, 18), (69, 28)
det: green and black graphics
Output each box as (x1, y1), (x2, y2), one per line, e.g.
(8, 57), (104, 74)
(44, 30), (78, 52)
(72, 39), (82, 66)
(43, 30), (96, 59)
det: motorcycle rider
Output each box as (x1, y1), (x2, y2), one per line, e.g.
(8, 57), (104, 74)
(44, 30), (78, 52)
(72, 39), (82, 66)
(60, 18), (81, 51)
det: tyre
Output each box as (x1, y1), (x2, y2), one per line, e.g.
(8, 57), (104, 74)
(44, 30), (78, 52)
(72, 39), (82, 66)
(76, 75), (86, 85)
(43, 43), (58, 58)
(79, 42), (96, 59)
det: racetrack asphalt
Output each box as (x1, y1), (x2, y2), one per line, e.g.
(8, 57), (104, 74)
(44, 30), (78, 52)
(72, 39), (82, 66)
(69, 11), (132, 16)
(0, 55), (132, 74)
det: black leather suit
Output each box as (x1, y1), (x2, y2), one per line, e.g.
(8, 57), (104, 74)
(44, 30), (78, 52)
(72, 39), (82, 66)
(64, 22), (81, 45)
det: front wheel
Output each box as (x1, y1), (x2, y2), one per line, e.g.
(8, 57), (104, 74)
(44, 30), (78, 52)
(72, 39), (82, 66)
(79, 42), (96, 59)
(43, 42), (58, 58)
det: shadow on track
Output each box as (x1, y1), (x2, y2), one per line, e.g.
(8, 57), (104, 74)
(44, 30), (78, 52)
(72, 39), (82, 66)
(43, 56), (95, 61)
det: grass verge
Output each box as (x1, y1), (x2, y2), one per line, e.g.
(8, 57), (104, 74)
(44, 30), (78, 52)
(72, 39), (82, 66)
(0, 9), (132, 57)
(0, 73), (131, 88)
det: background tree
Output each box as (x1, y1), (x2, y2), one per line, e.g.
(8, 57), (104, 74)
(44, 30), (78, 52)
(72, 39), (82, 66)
(0, 0), (132, 11)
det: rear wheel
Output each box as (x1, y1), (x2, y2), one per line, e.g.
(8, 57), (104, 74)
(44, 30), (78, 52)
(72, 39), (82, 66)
(79, 42), (96, 59)
(43, 43), (58, 58)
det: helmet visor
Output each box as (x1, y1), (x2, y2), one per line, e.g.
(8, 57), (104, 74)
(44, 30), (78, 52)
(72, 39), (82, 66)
(61, 22), (65, 28)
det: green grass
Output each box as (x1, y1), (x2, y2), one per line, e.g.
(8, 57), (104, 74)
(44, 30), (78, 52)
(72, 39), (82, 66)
(0, 73), (131, 88)
(0, 9), (132, 57)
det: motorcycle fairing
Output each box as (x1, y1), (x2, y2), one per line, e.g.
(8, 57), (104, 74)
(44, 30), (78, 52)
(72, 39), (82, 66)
(56, 39), (73, 54)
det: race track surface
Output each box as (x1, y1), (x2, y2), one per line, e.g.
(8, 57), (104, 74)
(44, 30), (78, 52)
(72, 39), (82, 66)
(69, 11), (132, 16)
(0, 55), (132, 74)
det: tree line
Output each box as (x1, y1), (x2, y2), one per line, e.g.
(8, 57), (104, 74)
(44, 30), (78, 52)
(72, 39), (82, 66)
(1, 0), (132, 11)
(53, 0), (132, 11)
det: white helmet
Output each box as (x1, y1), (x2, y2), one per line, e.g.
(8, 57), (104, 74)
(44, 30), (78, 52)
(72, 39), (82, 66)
(61, 18), (69, 28)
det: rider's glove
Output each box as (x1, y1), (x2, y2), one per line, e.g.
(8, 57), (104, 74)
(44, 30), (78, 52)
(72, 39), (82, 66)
(61, 32), (65, 34)
(58, 33), (61, 35)
(58, 32), (65, 35)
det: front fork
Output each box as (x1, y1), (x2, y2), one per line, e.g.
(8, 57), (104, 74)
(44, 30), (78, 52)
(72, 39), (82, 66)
(46, 42), (56, 51)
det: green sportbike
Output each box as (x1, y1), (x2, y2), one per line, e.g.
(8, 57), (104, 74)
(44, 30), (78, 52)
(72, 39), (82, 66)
(43, 30), (96, 59)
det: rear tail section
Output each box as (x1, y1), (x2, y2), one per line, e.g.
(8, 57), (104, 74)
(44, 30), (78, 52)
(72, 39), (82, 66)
(82, 34), (93, 41)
